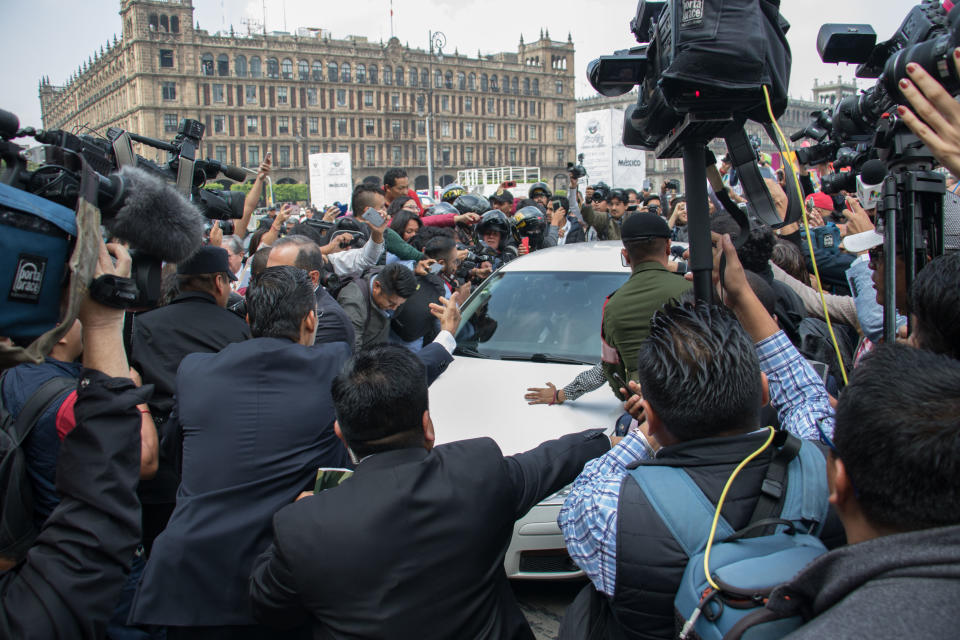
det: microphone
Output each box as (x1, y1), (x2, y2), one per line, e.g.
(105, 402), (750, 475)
(856, 160), (888, 211)
(106, 166), (205, 263)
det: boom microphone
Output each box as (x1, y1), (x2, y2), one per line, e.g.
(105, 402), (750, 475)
(107, 166), (205, 263)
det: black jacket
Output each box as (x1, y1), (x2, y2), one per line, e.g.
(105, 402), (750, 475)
(598, 433), (843, 640)
(0, 371), (148, 640)
(772, 525), (960, 639)
(315, 285), (355, 349)
(250, 430), (611, 639)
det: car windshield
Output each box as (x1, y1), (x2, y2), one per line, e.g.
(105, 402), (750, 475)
(455, 270), (629, 363)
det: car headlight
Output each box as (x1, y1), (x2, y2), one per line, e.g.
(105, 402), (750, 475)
(539, 484), (573, 506)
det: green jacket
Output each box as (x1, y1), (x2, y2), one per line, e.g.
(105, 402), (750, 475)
(384, 228), (424, 262)
(581, 205), (633, 241)
(601, 261), (692, 398)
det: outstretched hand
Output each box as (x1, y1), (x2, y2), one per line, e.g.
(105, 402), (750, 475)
(429, 295), (461, 334)
(897, 53), (960, 179)
(525, 382), (562, 405)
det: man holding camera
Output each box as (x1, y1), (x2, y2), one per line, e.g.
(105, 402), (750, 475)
(580, 182), (634, 241)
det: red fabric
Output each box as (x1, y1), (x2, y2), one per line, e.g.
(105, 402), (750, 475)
(806, 191), (834, 211)
(422, 213), (456, 228)
(55, 391), (78, 440)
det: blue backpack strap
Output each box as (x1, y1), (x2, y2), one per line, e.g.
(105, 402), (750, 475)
(780, 439), (829, 534)
(627, 465), (735, 557)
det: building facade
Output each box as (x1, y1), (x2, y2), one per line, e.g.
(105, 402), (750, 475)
(575, 77), (857, 192)
(39, 0), (577, 191)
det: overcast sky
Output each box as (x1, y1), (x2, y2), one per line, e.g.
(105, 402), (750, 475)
(3, 0), (908, 130)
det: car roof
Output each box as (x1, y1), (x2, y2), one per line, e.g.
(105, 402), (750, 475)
(501, 240), (631, 273)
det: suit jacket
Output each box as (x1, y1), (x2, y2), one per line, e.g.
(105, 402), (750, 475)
(337, 277), (389, 353)
(130, 337), (351, 626)
(315, 285), (355, 349)
(249, 429), (611, 639)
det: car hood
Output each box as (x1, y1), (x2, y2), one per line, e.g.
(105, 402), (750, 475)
(429, 356), (622, 456)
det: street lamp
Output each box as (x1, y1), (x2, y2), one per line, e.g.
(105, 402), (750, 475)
(425, 30), (446, 198)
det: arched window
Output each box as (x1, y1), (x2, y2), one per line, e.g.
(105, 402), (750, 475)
(312, 60), (322, 81)
(327, 61), (338, 82)
(266, 57), (279, 78)
(421, 69), (429, 87)
(159, 15), (169, 32)
(217, 54), (229, 76)
(249, 56), (262, 78)
(341, 62), (351, 82)
(201, 53), (214, 76)
(356, 63), (366, 83)
(298, 59), (309, 80)
(434, 69), (442, 88)
(395, 66), (404, 86)
(468, 73), (476, 90)
(148, 13), (159, 31)
(369, 64), (378, 83)
(235, 55), (247, 77)
(523, 77), (530, 95)
(281, 58), (293, 78)
(170, 15), (179, 33)
(511, 77), (518, 94)
(409, 67), (417, 87)
(457, 72), (466, 90)
(384, 65), (393, 85)
(532, 78), (539, 95)
(490, 75), (499, 91)
(481, 74), (488, 91)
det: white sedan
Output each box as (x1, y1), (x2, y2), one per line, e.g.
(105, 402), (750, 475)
(429, 241), (634, 579)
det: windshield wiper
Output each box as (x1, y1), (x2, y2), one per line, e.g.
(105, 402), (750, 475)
(454, 345), (492, 359)
(499, 353), (594, 366)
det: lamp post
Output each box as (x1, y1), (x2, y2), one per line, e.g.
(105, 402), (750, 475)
(425, 30), (445, 198)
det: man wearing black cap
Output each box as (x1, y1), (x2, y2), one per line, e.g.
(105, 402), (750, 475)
(130, 245), (251, 553)
(601, 213), (691, 397)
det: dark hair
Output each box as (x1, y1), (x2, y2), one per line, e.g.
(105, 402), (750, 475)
(351, 183), (385, 215)
(248, 227), (269, 257)
(549, 196), (569, 212)
(515, 198), (538, 211)
(644, 194), (662, 205)
(623, 237), (668, 265)
(709, 212), (741, 240)
(744, 270), (777, 318)
(737, 226), (777, 274)
(410, 225), (454, 251)
(669, 196), (686, 215)
(290, 222), (325, 246)
(835, 344), (960, 531)
(637, 302), (762, 441)
(177, 272), (226, 296)
(383, 168), (408, 188)
(490, 190), (514, 204)
(376, 263), (418, 299)
(387, 195), (415, 219)
(771, 240), (809, 284)
(273, 235), (324, 274)
(245, 266), (315, 341)
(250, 246), (272, 280)
(625, 188), (639, 199)
(909, 252), (960, 359)
(423, 235), (457, 261)
(389, 209), (422, 240)
(332, 344), (429, 458)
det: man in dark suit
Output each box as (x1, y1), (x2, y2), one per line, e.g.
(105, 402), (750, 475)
(266, 234), (356, 348)
(129, 266), (350, 639)
(130, 246), (251, 553)
(249, 345), (612, 639)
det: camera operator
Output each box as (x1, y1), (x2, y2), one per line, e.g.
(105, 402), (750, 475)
(667, 197), (689, 241)
(549, 196), (585, 245)
(580, 183), (634, 240)
(472, 209), (519, 268)
(1, 241), (153, 639)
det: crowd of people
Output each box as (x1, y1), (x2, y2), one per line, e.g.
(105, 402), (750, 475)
(2, 42), (960, 640)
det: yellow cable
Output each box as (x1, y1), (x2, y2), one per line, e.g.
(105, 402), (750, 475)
(702, 426), (776, 591)
(762, 86), (849, 386)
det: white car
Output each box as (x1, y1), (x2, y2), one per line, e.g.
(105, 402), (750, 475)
(429, 241), (635, 579)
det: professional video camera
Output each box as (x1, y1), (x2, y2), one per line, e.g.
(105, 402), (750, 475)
(0, 108), (250, 356)
(567, 154), (587, 180)
(799, 0), (960, 342)
(586, 0), (800, 302)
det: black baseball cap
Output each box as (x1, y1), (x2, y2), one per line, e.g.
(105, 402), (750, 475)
(177, 246), (238, 280)
(621, 212), (671, 240)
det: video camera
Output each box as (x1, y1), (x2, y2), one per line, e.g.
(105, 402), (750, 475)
(567, 153), (587, 180)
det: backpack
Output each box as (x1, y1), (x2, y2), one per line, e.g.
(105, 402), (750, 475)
(627, 431), (829, 640)
(0, 372), (77, 563)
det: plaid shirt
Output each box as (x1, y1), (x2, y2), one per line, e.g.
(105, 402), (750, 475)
(558, 331), (835, 596)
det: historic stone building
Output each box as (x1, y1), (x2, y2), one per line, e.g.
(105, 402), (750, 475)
(39, 0), (577, 190)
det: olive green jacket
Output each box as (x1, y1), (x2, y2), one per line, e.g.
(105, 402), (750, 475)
(581, 205), (632, 241)
(601, 262), (692, 398)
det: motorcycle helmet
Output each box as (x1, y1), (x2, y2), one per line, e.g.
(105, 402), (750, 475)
(476, 209), (512, 250)
(453, 193), (491, 215)
(440, 183), (467, 203)
(528, 182), (552, 201)
(424, 202), (458, 217)
(512, 205), (547, 237)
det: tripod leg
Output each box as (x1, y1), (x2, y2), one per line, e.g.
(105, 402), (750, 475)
(683, 142), (713, 303)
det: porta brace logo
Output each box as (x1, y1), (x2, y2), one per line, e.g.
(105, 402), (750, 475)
(9, 254), (48, 304)
(681, 0), (705, 28)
